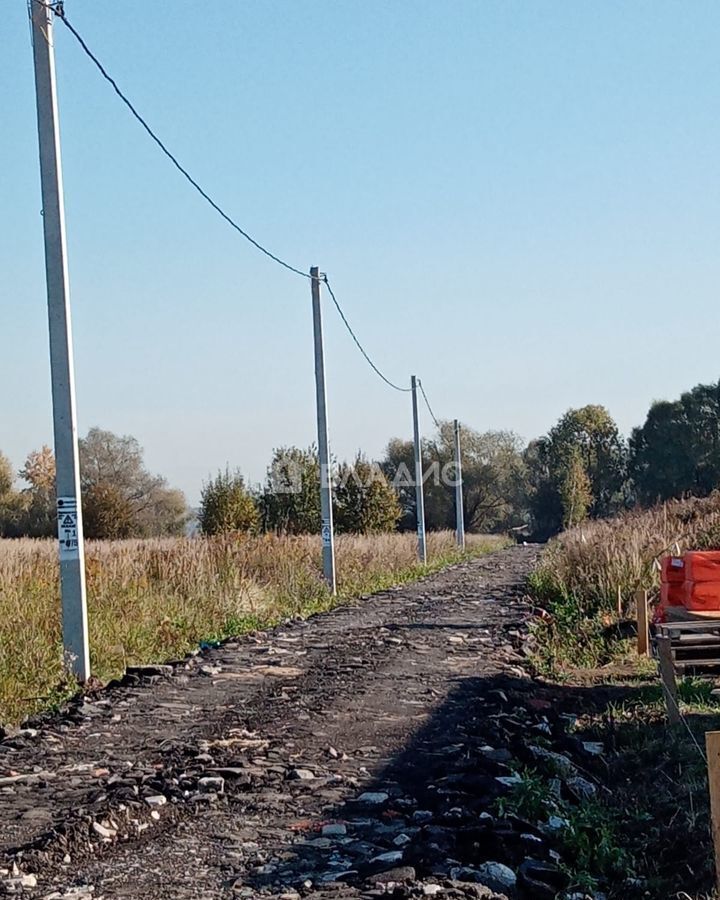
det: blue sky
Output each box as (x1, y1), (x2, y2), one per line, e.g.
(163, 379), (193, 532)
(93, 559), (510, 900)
(4, 0), (720, 503)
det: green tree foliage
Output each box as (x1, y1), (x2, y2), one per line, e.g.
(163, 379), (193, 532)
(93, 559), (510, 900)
(379, 439), (417, 531)
(334, 454), (401, 534)
(0, 446), (58, 539)
(523, 439), (564, 540)
(83, 483), (135, 540)
(432, 425), (528, 533)
(0, 451), (25, 538)
(0, 452), (13, 497)
(526, 405), (626, 537)
(259, 446), (321, 534)
(381, 426), (528, 534)
(630, 380), (720, 504)
(199, 468), (258, 535)
(79, 428), (187, 538)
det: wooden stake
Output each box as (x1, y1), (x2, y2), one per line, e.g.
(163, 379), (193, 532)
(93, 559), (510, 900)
(656, 635), (680, 725)
(636, 589), (650, 656)
(617, 585), (622, 618)
(706, 731), (720, 893)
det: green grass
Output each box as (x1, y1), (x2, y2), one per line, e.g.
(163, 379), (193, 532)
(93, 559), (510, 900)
(493, 674), (720, 897)
(570, 674), (720, 898)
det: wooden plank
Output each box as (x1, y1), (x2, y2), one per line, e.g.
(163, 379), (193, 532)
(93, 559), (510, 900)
(636, 589), (650, 656)
(675, 659), (720, 669)
(657, 635), (680, 725)
(660, 622), (720, 632)
(706, 731), (720, 894)
(676, 635), (720, 645)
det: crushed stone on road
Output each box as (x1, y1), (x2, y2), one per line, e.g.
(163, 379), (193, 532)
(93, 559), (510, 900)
(0, 545), (610, 900)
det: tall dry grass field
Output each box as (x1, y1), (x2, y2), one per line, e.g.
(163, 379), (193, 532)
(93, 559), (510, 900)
(529, 493), (720, 673)
(533, 492), (720, 618)
(0, 531), (503, 725)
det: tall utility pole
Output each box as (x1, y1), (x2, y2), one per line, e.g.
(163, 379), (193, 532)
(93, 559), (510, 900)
(30, 0), (90, 681)
(410, 376), (427, 564)
(453, 419), (465, 549)
(310, 268), (336, 594)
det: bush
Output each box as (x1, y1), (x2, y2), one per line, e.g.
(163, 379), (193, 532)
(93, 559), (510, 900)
(199, 469), (258, 535)
(83, 483), (135, 540)
(334, 455), (401, 534)
(259, 446), (320, 534)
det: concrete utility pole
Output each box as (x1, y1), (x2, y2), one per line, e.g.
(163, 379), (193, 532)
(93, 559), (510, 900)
(453, 419), (465, 549)
(310, 268), (336, 594)
(411, 376), (427, 564)
(30, 0), (90, 681)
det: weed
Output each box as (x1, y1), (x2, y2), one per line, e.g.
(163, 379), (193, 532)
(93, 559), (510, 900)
(495, 768), (559, 820)
(562, 799), (632, 881)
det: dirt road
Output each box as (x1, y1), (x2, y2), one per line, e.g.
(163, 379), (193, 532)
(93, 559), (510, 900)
(1, 545), (543, 899)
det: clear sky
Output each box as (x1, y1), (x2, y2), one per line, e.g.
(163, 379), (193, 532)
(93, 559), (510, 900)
(4, 0), (720, 503)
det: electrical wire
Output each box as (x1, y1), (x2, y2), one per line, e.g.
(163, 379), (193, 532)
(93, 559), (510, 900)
(418, 379), (441, 428)
(47, 1), (310, 280)
(39, 1), (422, 400)
(322, 277), (411, 393)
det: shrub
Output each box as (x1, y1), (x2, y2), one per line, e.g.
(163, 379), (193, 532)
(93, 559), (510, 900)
(83, 483), (135, 540)
(199, 468), (258, 535)
(334, 455), (401, 534)
(259, 446), (320, 534)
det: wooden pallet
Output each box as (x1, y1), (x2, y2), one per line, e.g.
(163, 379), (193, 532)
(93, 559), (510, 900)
(654, 620), (720, 670)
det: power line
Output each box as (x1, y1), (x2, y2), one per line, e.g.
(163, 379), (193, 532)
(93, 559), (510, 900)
(43, 2), (416, 399)
(48, 1), (309, 280)
(322, 277), (411, 393)
(418, 379), (441, 428)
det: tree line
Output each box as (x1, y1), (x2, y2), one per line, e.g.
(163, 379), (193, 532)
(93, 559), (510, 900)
(0, 428), (187, 539)
(3, 378), (720, 541)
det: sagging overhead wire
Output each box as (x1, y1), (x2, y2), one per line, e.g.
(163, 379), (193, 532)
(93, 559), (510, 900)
(46, 1), (309, 280)
(43, 1), (415, 398)
(418, 379), (441, 428)
(322, 278), (411, 393)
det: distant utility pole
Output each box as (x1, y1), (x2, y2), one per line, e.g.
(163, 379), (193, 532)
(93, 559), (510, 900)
(411, 375), (427, 564)
(453, 419), (465, 549)
(310, 267), (336, 594)
(30, 0), (90, 681)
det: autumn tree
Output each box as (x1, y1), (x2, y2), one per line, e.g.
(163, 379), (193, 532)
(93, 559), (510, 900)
(79, 428), (187, 538)
(18, 445), (56, 537)
(429, 425), (528, 533)
(199, 469), (258, 535)
(559, 446), (593, 528)
(334, 454), (401, 534)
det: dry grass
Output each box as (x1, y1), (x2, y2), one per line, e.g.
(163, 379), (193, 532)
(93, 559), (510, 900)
(0, 531), (504, 726)
(532, 492), (720, 618)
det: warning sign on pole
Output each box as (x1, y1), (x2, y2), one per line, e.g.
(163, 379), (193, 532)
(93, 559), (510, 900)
(57, 496), (80, 560)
